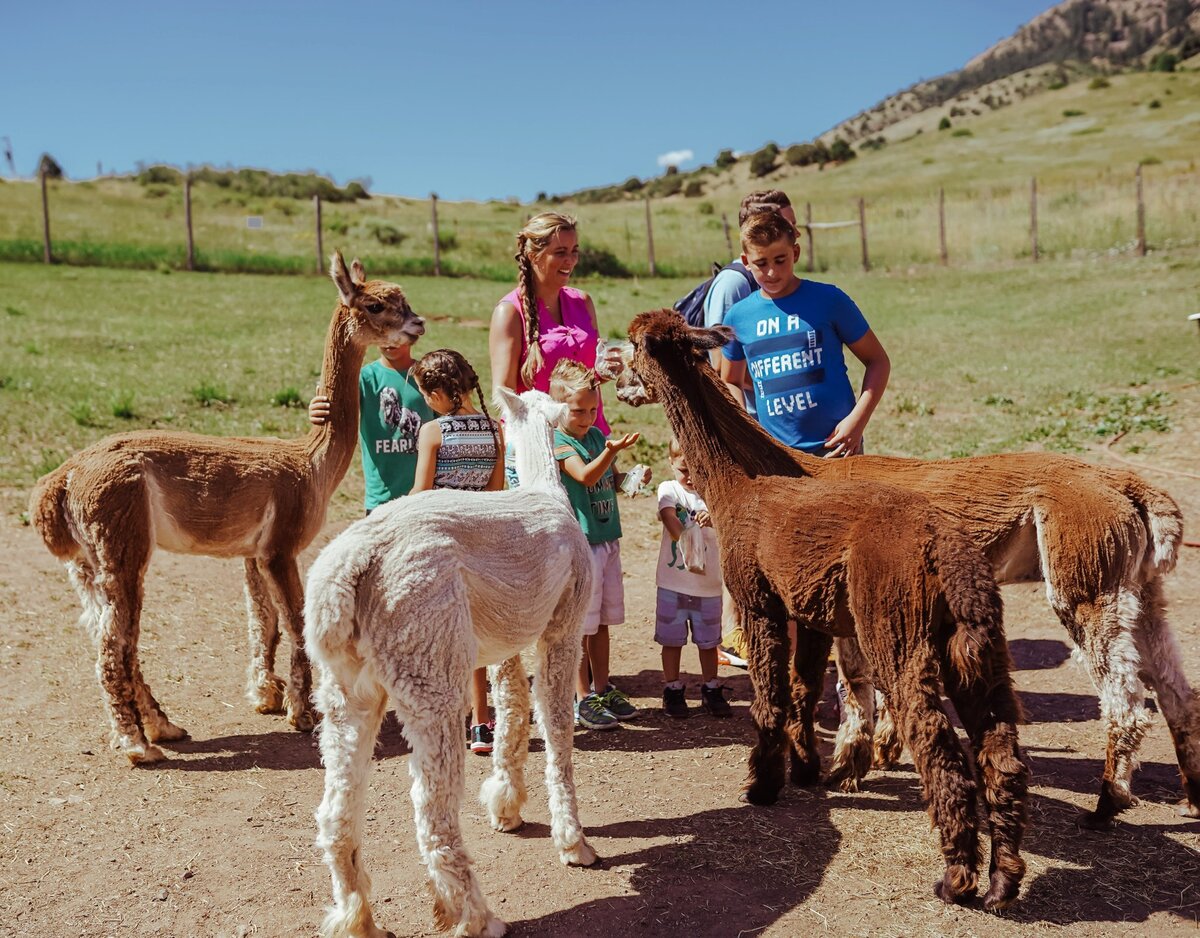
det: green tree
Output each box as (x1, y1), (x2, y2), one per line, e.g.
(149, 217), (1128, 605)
(938, 116), (952, 131)
(749, 143), (779, 178)
(38, 153), (64, 179)
(714, 148), (737, 169)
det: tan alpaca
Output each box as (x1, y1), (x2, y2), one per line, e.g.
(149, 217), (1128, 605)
(29, 253), (425, 764)
(615, 317), (1194, 827)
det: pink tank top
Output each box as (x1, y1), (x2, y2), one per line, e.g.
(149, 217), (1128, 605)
(502, 286), (609, 434)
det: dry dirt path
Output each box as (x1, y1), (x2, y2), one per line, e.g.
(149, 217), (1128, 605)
(2, 419), (1198, 938)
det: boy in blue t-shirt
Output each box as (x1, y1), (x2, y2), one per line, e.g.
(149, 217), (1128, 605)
(720, 210), (890, 458)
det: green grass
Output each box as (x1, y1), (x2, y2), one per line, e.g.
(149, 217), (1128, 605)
(1, 253), (1196, 520)
(1, 71), (1197, 278)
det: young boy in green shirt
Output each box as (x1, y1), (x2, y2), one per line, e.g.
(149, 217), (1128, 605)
(549, 360), (651, 730)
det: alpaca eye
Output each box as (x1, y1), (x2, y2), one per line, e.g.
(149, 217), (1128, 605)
(365, 302), (383, 315)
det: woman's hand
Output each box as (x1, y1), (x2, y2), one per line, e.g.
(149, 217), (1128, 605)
(309, 394), (331, 426)
(694, 509), (713, 528)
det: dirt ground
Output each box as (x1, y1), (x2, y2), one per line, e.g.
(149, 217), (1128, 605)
(3, 412), (1199, 938)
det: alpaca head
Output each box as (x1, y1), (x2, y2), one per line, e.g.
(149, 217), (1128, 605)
(494, 387), (566, 488)
(616, 309), (732, 407)
(329, 250), (426, 349)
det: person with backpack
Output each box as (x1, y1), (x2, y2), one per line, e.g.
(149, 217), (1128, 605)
(678, 189), (797, 415)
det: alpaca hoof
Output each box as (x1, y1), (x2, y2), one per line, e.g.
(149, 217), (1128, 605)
(560, 838), (597, 867)
(739, 784), (779, 807)
(932, 877), (974, 906)
(1178, 800), (1200, 820)
(128, 743), (166, 765)
(288, 706), (316, 733)
(982, 875), (1020, 912)
(824, 765), (861, 794)
(491, 813), (523, 833)
(147, 722), (189, 743)
(251, 675), (287, 714)
(872, 742), (902, 770)
(476, 917), (508, 938)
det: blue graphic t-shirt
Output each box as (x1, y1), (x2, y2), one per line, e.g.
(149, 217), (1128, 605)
(722, 280), (869, 455)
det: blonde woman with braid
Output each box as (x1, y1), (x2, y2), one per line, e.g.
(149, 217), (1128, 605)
(489, 212), (614, 437)
(410, 349), (505, 754)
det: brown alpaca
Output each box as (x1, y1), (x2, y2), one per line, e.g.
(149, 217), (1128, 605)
(617, 318), (1194, 828)
(624, 310), (1029, 910)
(29, 252), (425, 764)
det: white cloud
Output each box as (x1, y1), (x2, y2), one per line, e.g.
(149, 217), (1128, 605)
(656, 149), (694, 168)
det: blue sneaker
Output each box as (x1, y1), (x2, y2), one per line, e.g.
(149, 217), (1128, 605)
(575, 693), (618, 730)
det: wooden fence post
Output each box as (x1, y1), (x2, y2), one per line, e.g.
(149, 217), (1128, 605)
(722, 212), (733, 258)
(938, 187), (948, 266)
(1135, 164), (1146, 257)
(858, 197), (870, 272)
(40, 166), (52, 264)
(805, 202), (814, 273)
(184, 175), (195, 271)
(644, 196), (656, 276)
(313, 195), (324, 274)
(1030, 177), (1039, 262)
(431, 192), (441, 277)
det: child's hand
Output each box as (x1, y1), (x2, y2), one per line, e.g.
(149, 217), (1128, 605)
(605, 431), (640, 453)
(309, 394), (331, 426)
(639, 465), (652, 486)
(823, 415), (865, 458)
(695, 510), (713, 528)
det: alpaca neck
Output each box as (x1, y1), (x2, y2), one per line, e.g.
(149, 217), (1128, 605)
(652, 348), (807, 501)
(509, 419), (564, 496)
(307, 308), (365, 495)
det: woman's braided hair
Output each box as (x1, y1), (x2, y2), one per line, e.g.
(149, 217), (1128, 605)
(411, 349), (499, 452)
(515, 211), (577, 389)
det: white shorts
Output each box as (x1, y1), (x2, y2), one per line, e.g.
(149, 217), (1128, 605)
(583, 540), (624, 636)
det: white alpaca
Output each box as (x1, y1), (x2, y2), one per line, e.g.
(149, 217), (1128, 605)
(305, 386), (597, 938)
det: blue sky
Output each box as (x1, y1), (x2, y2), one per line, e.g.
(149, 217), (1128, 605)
(4, 1), (1057, 201)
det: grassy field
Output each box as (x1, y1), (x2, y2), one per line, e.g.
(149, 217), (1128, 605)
(1, 70), (1197, 279)
(2, 245), (1197, 521)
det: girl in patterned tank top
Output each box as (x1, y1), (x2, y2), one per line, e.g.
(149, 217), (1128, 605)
(411, 349), (505, 753)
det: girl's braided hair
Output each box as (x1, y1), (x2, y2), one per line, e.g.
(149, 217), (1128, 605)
(411, 349), (499, 451)
(514, 211), (578, 389)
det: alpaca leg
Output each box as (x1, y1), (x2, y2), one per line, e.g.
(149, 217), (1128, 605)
(826, 636), (876, 792)
(741, 609), (791, 806)
(260, 555), (316, 732)
(534, 627), (596, 867)
(943, 658), (1028, 911)
(1066, 592), (1156, 828)
(313, 658), (390, 938)
(132, 658), (188, 742)
(1133, 578), (1200, 819)
(244, 558), (286, 714)
(403, 704), (506, 938)
(93, 557), (163, 764)
(873, 689), (903, 769)
(481, 655), (530, 833)
(786, 626), (832, 787)
(879, 661), (981, 906)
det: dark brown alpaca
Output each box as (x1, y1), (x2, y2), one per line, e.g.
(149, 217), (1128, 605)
(624, 309), (1029, 910)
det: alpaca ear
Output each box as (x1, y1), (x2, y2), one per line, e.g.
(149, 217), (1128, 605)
(350, 259), (367, 285)
(330, 251), (359, 306)
(689, 324), (734, 351)
(493, 384), (522, 418)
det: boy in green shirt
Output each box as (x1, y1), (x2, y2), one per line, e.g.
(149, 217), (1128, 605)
(550, 360), (651, 730)
(310, 340), (436, 513)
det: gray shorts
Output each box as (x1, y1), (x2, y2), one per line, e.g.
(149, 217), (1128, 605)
(655, 587), (722, 649)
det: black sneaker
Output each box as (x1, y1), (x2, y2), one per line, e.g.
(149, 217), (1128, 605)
(469, 722), (494, 754)
(700, 684), (732, 718)
(663, 685), (690, 719)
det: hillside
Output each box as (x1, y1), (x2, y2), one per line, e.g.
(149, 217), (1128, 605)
(1, 68), (1197, 278)
(819, 0), (1200, 146)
